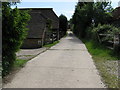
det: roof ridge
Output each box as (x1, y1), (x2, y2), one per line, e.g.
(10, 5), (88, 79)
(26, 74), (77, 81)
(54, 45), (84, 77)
(19, 8), (53, 10)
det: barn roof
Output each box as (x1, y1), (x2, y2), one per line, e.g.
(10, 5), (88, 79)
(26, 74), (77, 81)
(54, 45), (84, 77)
(112, 6), (120, 20)
(19, 8), (59, 29)
(27, 12), (47, 38)
(19, 8), (59, 21)
(19, 8), (59, 39)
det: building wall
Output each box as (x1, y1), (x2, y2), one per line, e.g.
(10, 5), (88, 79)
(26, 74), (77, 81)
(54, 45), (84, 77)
(22, 38), (42, 49)
(113, 7), (120, 19)
(27, 12), (47, 38)
(112, 7), (120, 27)
(21, 12), (47, 49)
(20, 8), (59, 49)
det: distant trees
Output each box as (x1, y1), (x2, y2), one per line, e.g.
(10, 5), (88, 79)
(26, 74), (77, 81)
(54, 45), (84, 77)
(59, 14), (68, 37)
(72, 1), (113, 38)
(2, 2), (30, 76)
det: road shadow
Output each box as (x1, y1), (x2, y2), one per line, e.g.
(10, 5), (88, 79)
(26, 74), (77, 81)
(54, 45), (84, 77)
(67, 31), (83, 44)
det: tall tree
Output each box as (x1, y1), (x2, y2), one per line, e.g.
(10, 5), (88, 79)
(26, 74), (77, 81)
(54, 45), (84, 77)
(93, 2), (113, 26)
(72, 1), (113, 38)
(59, 14), (68, 37)
(72, 2), (94, 38)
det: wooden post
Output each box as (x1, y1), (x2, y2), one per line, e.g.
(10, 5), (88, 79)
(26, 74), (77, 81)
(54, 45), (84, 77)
(52, 32), (54, 43)
(113, 33), (120, 51)
(42, 27), (47, 47)
(57, 29), (60, 40)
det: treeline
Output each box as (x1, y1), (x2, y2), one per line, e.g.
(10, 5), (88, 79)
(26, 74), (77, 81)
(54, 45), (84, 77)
(71, 1), (120, 52)
(2, 2), (30, 76)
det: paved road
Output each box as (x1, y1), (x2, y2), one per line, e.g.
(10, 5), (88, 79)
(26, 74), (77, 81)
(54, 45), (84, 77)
(4, 31), (106, 88)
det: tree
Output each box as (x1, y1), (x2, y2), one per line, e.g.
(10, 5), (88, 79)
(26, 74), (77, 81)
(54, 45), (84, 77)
(72, 2), (94, 38)
(93, 2), (113, 26)
(59, 14), (68, 37)
(2, 2), (30, 76)
(72, 1), (113, 38)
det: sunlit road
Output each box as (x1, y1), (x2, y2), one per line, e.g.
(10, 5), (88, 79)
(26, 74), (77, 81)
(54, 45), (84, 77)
(4, 31), (105, 88)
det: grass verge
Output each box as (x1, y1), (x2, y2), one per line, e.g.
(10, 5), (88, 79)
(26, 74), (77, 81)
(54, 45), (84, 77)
(3, 40), (60, 84)
(82, 39), (119, 88)
(13, 59), (28, 68)
(44, 41), (59, 48)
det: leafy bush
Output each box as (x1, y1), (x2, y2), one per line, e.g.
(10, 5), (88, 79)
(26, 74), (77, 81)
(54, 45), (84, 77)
(92, 24), (120, 42)
(2, 3), (30, 76)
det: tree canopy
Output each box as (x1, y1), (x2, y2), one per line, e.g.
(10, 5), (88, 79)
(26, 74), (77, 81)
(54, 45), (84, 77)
(72, 1), (113, 38)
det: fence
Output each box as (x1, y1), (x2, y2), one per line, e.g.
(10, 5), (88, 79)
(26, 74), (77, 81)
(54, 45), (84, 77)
(59, 30), (66, 39)
(43, 30), (59, 45)
(98, 33), (120, 50)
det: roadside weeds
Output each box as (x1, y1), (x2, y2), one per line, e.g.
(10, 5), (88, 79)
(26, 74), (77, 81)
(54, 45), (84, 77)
(82, 39), (119, 88)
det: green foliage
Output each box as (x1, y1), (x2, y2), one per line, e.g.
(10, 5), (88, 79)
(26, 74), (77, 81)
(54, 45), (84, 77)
(93, 2), (113, 26)
(72, 2), (113, 38)
(44, 41), (59, 48)
(72, 2), (94, 38)
(2, 3), (30, 76)
(83, 39), (119, 88)
(85, 24), (120, 54)
(59, 14), (68, 37)
(92, 24), (120, 42)
(13, 59), (28, 68)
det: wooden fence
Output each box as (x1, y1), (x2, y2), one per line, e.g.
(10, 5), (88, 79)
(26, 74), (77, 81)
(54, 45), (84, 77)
(98, 33), (120, 50)
(59, 31), (66, 39)
(43, 30), (59, 45)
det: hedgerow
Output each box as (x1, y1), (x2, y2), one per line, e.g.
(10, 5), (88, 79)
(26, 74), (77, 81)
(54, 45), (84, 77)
(2, 3), (30, 76)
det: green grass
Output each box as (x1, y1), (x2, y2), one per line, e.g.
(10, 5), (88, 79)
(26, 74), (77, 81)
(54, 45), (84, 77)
(82, 39), (120, 88)
(83, 40), (119, 60)
(14, 41), (60, 69)
(44, 41), (59, 48)
(13, 59), (28, 68)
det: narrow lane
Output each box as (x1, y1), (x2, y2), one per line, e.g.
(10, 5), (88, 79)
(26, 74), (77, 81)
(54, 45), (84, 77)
(4, 31), (105, 88)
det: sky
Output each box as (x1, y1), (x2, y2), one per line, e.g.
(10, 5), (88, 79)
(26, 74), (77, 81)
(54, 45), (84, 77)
(13, 0), (120, 20)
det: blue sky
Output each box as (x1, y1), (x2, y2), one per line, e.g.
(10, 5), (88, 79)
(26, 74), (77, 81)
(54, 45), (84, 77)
(13, 0), (120, 20)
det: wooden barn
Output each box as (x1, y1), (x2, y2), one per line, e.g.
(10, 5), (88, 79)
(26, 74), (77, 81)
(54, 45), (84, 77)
(112, 6), (120, 27)
(20, 8), (59, 48)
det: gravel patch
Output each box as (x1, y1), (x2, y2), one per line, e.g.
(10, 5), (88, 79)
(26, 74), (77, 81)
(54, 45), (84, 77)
(103, 60), (119, 77)
(104, 61), (118, 77)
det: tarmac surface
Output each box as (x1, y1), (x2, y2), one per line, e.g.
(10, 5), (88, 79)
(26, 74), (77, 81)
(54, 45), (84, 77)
(3, 31), (106, 88)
